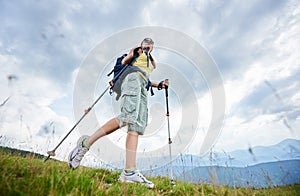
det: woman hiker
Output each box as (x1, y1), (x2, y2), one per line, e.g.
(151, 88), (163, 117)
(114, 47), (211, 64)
(68, 38), (169, 188)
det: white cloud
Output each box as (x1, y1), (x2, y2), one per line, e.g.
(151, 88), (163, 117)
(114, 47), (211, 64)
(202, 0), (300, 152)
(0, 49), (73, 155)
(215, 112), (299, 151)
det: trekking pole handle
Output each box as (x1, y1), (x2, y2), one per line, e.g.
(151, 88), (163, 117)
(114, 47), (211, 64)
(165, 86), (168, 97)
(164, 79), (169, 96)
(165, 83), (170, 117)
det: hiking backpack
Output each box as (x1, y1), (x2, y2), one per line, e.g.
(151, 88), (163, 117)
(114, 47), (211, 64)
(107, 53), (138, 100)
(107, 49), (154, 100)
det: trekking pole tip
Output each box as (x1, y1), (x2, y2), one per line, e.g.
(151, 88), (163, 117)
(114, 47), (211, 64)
(44, 155), (50, 162)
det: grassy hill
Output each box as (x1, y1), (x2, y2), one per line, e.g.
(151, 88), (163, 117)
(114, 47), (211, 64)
(0, 147), (299, 195)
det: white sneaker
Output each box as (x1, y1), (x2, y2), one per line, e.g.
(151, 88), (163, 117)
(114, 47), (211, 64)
(68, 135), (89, 169)
(119, 170), (154, 189)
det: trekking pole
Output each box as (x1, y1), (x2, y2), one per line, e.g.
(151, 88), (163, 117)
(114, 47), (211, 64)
(164, 81), (175, 185)
(44, 86), (110, 162)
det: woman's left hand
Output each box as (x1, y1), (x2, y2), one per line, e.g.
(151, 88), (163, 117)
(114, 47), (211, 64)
(162, 79), (169, 88)
(157, 79), (169, 90)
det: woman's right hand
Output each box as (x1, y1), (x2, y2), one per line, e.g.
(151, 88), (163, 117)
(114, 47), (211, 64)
(122, 46), (140, 65)
(129, 46), (141, 56)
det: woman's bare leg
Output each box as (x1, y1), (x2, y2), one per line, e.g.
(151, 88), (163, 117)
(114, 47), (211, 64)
(88, 118), (121, 146)
(125, 131), (139, 169)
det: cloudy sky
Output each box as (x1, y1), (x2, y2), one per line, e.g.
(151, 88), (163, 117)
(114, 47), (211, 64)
(1, 0), (299, 165)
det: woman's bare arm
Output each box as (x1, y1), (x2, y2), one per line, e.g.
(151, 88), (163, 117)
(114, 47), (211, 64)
(121, 46), (140, 65)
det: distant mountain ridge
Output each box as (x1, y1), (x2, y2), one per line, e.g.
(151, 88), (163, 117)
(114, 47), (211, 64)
(185, 159), (300, 188)
(143, 139), (300, 188)
(169, 138), (300, 167)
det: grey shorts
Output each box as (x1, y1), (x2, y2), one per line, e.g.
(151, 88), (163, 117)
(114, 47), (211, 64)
(117, 72), (148, 135)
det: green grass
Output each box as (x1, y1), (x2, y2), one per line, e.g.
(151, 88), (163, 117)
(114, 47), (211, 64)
(0, 148), (299, 196)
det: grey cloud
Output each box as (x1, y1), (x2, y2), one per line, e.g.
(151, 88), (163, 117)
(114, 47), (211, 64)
(37, 120), (66, 137)
(198, 0), (287, 77)
(234, 71), (300, 123)
(0, 0), (150, 88)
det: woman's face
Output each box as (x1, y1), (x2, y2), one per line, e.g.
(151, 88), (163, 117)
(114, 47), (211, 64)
(141, 39), (154, 53)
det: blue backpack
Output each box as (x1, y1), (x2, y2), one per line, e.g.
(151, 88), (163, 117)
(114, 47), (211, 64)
(107, 49), (154, 100)
(107, 53), (138, 100)
(107, 54), (129, 85)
